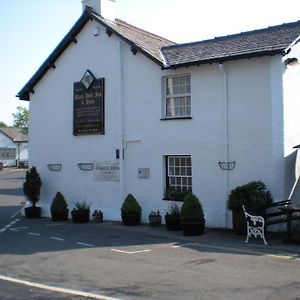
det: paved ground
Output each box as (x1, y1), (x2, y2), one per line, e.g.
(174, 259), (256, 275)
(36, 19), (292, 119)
(1, 168), (300, 300)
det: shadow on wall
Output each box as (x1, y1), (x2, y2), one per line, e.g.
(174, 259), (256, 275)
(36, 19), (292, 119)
(285, 150), (299, 199)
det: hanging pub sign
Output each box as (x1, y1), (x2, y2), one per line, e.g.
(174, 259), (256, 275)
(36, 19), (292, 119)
(73, 70), (105, 135)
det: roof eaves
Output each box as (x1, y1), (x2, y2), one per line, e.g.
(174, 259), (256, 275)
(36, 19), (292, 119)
(17, 9), (92, 101)
(284, 34), (300, 55)
(91, 14), (164, 67)
(161, 49), (285, 70)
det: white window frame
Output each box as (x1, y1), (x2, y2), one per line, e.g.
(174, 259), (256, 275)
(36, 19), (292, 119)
(167, 155), (192, 191)
(164, 74), (191, 118)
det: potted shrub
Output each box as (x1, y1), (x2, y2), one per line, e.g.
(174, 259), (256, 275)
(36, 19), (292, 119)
(71, 200), (91, 223)
(180, 192), (205, 236)
(227, 180), (273, 234)
(148, 210), (161, 227)
(50, 192), (69, 221)
(164, 202), (181, 231)
(23, 166), (42, 218)
(92, 210), (103, 223)
(121, 194), (142, 226)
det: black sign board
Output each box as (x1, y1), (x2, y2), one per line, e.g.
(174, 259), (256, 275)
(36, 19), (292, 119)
(73, 78), (105, 135)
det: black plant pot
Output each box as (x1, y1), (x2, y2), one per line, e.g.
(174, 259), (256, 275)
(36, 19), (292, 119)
(25, 206), (41, 218)
(121, 213), (141, 226)
(232, 210), (247, 235)
(51, 208), (69, 221)
(165, 214), (181, 231)
(71, 210), (90, 223)
(148, 215), (162, 227)
(181, 220), (205, 236)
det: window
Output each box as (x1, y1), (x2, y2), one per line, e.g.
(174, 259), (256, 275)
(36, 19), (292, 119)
(165, 75), (191, 118)
(167, 155), (192, 191)
(0, 148), (16, 159)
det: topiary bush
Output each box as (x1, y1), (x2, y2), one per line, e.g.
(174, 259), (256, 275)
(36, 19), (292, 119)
(121, 194), (142, 226)
(121, 194), (142, 215)
(23, 166), (42, 207)
(50, 192), (69, 221)
(51, 192), (68, 211)
(180, 192), (205, 236)
(227, 180), (273, 212)
(180, 192), (205, 222)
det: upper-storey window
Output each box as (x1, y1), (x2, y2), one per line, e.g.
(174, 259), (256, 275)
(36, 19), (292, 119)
(165, 75), (191, 118)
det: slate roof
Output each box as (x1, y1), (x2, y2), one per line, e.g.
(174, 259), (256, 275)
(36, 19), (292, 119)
(0, 127), (28, 142)
(96, 16), (175, 64)
(161, 21), (300, 68)
(17, 5), (300, 101)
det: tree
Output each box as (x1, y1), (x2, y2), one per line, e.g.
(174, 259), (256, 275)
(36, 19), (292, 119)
(0, 121), (7, 127)
(12, 106), (29, 128)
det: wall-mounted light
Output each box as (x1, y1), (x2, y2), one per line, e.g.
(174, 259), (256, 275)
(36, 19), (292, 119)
(47, 164), (62, 171)
(77, 163), (94, 171)
(94, 26), (100, 36)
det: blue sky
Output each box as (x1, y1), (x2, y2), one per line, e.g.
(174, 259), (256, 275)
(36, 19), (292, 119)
(1, 0), (300, 125)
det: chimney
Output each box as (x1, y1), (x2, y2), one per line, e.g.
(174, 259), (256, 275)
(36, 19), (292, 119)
(82, 0), (116, 21)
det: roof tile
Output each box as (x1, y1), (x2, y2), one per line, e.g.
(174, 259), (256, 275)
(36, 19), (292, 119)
(161, 21), (300, 67)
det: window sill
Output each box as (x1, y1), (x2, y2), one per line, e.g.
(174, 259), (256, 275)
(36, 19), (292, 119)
(162, 198), (184, 202)
(160, 116), (192, 121)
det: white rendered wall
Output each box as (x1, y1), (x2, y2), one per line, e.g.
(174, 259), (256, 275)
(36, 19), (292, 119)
(282, 42), (300, 199)
(28, 19), (286, 227)
(29, 21), (123, 219)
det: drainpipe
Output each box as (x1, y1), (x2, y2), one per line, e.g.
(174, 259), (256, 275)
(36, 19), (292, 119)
(219, 63), (230, 228)
(117, 40), (125, 201)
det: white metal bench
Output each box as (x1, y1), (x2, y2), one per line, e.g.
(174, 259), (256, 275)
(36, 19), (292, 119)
(242, 205), (267, 245)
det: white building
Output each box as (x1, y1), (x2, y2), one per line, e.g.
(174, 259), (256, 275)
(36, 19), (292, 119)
(17, 0), (300, 227)
(0, 127), (28, 167)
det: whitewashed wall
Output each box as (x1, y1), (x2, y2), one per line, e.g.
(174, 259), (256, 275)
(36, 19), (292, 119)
(28, 19), (290, 228)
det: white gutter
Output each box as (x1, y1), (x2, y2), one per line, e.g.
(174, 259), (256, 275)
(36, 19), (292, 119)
(219, 63), (230, 228)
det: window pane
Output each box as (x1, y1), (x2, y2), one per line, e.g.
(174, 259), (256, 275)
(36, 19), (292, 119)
(165, 75), (191, 118)
(187, 157), (191, 166)
(167, 155), (192, 194)
(169, 157), (175, 166)
(186, 167), (192, 176)
(186, 75), (191, 85)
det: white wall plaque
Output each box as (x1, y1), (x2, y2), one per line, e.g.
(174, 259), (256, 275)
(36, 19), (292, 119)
(138, 168), (150, 179)
(94, 161), (120, 181)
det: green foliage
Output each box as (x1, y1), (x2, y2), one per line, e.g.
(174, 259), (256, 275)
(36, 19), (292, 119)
(227, 180), (273, 211)
(165, 202), (180, 216)
(73, 200), (91, 212)
(23, 166), (42, 207)
(166, 187), (189, 201)
(12, 106), (29, 128)
(180, 192), (205, 222)
(121, 194), (142, 215)
(92, 210), (103, 217)
(0, 121), (7, 127)
(149, 210), (160, 217)
(51, 192), (68, 210)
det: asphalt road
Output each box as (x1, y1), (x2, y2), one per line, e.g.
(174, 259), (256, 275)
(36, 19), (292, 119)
(1, 168), (300, 300)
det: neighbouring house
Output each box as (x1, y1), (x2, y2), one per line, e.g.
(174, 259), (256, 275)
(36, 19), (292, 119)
(0, 127), (28, 167)
(17, 0), (300, 228)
